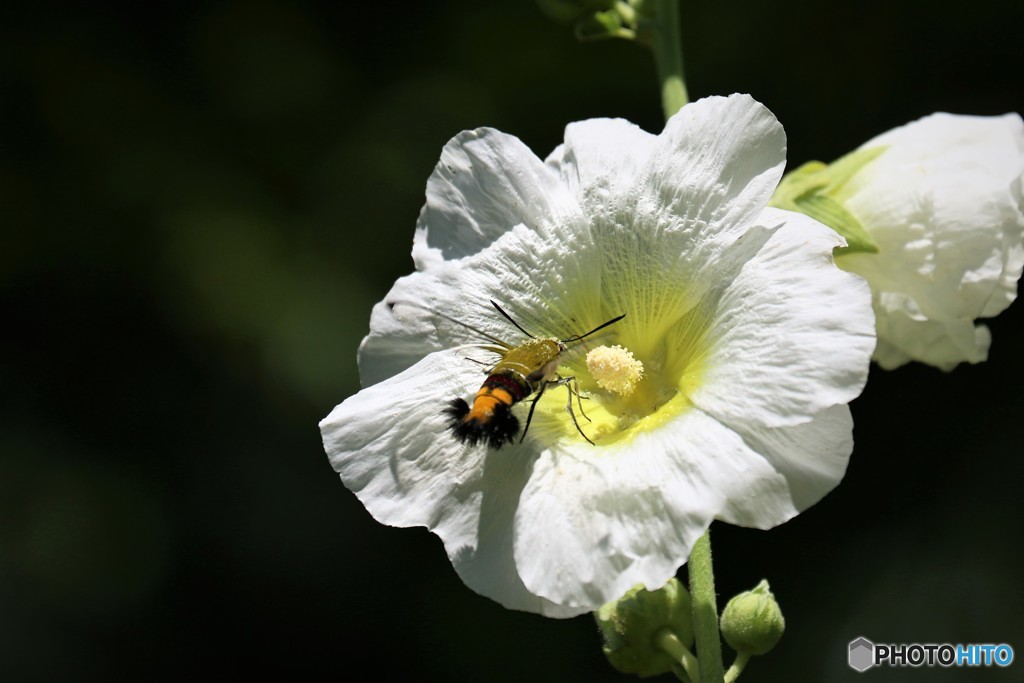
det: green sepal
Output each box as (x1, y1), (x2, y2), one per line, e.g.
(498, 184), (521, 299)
(595, 579), (693, 677)
(794, 193), (878, 257)
(769, 146), (888, 256)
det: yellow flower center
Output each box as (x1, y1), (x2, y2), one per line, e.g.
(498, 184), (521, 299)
(528, 326), (708, 448)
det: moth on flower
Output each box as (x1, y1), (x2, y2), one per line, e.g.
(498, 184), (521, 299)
(321, 94), (875, 617)
(442, 299), (625, 449)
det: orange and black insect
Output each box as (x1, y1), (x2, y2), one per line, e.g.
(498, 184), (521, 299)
(444, 301), (625, 449)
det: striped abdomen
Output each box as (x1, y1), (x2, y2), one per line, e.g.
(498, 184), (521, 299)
(445, 339), (564, 449)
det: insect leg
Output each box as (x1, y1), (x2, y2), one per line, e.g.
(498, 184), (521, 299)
(569, 375), (591, 423)
(520, 382), (548, 443)
(551, 376), (595, 445)
(521, 377), (598, 446)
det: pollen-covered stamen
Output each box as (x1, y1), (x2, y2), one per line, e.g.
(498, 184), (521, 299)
(586, 345), (644, 396)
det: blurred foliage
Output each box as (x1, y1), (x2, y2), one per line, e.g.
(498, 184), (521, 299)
(1, 0), (1023, 681)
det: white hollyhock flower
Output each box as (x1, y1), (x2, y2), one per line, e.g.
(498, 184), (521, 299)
(321, 95), (875, 617)
(834, 113), (1024, 370)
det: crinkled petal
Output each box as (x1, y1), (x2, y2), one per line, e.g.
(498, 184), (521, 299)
(545, 95), (785, 244)
(836, 112), (1024, 368)
(446, 446), (589, 618)
(872, 292), (991, 370)
(355, 293), (449, 388)
(359, 220), (601, 387)
(321, 350), (583, 616)
(716, 404), (853, 520)
(986, 173), (1024, 316)
(512, 405), (852, 609)
(321, 351), (487, 529)
(646, 94), (787, 252)
(690, 208), (875, 429)
(521, 96), (789, 359)
(550, 96), (788, 306)
(411, 128), (579, 270)
(545, 117), (657, 218)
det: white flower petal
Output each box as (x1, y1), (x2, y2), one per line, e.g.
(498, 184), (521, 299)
(321, 351), (487, 530)
(359, 221), (598, 387)
(556, 96), (788, 308)
(648, 95), (787, 249)
(512, 405), (851, 609)
(411, 127), (578, 270)
(445, 449), (590, 618)
(364, 96), (792, 389)
(871, 336), (912, 370)
(545, 117), (657, 216)
(356, 293), (448, 388)
(690, 208), (875, 428)
(546, 95), (786, 245)
(716, 405), (853, 522)
(511, 410), (742, 608)
(872, 292), (991, 370)
(321, 349), (585, 616)
(525, 96), (791, 360)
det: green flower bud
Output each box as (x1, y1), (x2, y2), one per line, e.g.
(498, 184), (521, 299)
(595, 579), (693, 677)
(719, 580), (785, 656)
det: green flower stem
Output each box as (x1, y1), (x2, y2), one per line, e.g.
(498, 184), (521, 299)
(724, 651), (751, 683)
(689, 530), (725, 683)
(650, 0), (688, 118)
(654, 627), (700, 682)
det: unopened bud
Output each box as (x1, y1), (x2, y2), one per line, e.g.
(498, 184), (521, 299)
(719, 580), (785, 656)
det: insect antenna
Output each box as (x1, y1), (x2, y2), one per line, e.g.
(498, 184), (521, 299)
(490, 300), (536, 339)
(561, 313), (626, 344)
(461, 355), (496, 371)
(387, 300), (512, 350)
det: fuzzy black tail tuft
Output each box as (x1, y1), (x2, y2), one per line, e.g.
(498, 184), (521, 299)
(443, 398), (520, 450)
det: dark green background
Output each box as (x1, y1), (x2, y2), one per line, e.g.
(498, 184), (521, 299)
(2, 1), (1022, 680)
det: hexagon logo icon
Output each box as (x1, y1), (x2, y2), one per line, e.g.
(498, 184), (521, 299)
(849, 637), (875, 672)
